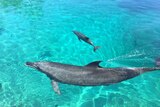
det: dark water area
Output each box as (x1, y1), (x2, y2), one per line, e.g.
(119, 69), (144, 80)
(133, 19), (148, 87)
(118, 0), (160, 12)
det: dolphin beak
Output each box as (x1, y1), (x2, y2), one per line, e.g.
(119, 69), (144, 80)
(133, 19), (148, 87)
(25, 62), (37, 68)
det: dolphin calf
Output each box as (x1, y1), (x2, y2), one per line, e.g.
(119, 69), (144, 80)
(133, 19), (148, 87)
(26, 60), (160, 94)
(73, 31), (100, 52)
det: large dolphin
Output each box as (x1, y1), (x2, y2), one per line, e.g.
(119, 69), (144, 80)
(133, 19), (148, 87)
(73, 31), (100, 52)
(26, 60), (160, 94)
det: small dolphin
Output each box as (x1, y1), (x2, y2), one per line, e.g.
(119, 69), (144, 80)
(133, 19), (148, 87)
(73, 31), (100, 52)
(26, 60), (160, 94)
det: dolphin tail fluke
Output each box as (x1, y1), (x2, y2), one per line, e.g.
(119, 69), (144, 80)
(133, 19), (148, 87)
(142, 58), (160, 73)
(93, 46), (100, 52)
(129, 58), (160, 73)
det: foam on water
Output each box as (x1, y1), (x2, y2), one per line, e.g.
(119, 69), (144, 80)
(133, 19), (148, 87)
(0, 0), (160, 107)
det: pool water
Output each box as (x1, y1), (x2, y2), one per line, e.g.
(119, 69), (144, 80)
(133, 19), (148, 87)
(0, 0), (160, 107)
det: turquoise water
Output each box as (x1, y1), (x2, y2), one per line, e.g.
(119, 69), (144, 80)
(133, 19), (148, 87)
(0, 0), (160, 106)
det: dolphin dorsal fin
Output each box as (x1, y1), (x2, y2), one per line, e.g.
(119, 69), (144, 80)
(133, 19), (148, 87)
(85, 61), (102, 68)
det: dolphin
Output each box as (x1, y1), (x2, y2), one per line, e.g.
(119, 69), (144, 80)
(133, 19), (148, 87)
(73, 31), (100, 52)
(25, 60), (160, 94)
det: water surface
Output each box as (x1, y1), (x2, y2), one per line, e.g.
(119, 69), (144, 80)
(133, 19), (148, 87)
(0, 0), (160, 107)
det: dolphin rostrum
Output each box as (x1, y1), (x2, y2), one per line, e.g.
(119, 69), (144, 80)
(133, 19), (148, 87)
(26, 60), (160, 94)
(73, 31), (100, 52)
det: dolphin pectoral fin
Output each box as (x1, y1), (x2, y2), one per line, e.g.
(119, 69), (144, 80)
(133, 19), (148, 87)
(51, 80), (61, 95)
(85, 61), (102, 68)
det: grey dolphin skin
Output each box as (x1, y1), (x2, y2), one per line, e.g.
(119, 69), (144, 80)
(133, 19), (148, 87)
(73, 31), (100, 52)
(26, 60), (160, 95)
